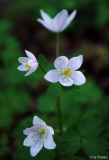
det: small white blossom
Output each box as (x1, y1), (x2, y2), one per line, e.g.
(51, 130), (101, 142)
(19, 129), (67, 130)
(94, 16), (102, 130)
(44, 55), (86, 87)
(37, 9), (77, 32)
(23, 116), (56, 157)
(17, 50), (38, 76)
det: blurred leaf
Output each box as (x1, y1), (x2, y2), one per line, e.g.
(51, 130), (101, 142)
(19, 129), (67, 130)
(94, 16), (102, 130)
(82, 138), (109, 158)
(61, 155), (87, 160)
(60, 131), (81, 155)
(37, 94), (57, 113)
(47, 82), (63, 100)
(69, 52), (79, 59)
(78, 118), (103, 137)
(39, 147), (55, 160)
(13, 126), (26, 140)
(59, 131), (78, 142)
(27, 67), (44, 83)
(38, 54), (48, 72)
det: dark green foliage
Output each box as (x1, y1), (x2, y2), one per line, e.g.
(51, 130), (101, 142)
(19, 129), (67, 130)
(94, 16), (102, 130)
(47, 82), (63, 99)
(38, 54), (48, 72)
(61, 155), (87, 160)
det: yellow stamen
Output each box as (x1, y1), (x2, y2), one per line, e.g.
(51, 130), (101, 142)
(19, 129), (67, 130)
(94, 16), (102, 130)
(62, 67), (72, 77)
(26, 60), (28, 63)
(25, 64), (31, 70)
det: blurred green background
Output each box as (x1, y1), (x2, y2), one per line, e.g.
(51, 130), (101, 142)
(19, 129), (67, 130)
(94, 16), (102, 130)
(0, 0), (109, 159)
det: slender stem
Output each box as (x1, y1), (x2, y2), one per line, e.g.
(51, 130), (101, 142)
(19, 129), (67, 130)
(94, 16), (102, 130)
(39, 64), (46, 74)
(57, 97), (62, 134)
(56, 33), (59, 58)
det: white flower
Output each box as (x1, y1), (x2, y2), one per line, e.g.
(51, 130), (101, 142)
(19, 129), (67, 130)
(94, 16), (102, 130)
(37, 9), (77, 32)
(23, 116), (56, 157)
(44, 55), (86, 87)
(17, 50), (38, 76)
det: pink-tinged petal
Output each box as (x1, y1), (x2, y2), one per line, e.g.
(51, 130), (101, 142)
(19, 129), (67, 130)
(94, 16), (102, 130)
(37, 18), (55, 32)
(17, 65), (28, 71)
(33, 116), (46, 126)
(44, 69), (60, 82)
(18, 57), (29, 65)
(24, 70), (33, 76)
(47, 126), (54, 135)
(44, 134), (56, 149)
(25, 50), (36, 60)
(30, 142), (43, 157)
(23, 132), (35, 146)
(72, 71), (86, 85)
(68, 55), (83, 71)
(59, 76), (73, 86)
(54, 9), (68, 31)
(61, 10), (77, 31)
(54, 56), (68, 70)
(40, 9), (51, 23)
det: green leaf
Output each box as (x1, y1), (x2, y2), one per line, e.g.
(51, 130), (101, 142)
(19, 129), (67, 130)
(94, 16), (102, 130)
(12, 126), (25, 140)
(59, 131), (78, 142)
(38, 54), (48, 72)
(37, 94), (57, 113)
(47, 82), (63, 99)
(61, 132), (81, 155)
(27, 67), (44, 83)
(61, 155), (87, 160)
(77, 118), (103, 137)
(82, 138), (109, 158)
(39, 147), (55, 160)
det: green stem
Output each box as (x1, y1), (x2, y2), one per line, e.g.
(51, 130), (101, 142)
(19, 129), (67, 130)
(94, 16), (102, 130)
(57, 97), (62, 134)
(56, 33), (62, 133)
(39, 64), (46, 74)
(56, 33), (59, 58)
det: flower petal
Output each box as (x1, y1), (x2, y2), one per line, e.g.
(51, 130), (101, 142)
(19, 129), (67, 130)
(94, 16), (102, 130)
(54, 9), (68, 31)
(37, 18), (55, 32)
(30, 62), (38, 72)
(33, 116), (46, 126)
(47, 126), (54, 135)
(23, 126), (37, 135)
(24, 70), (33, 76)
(44, 134), (56, 149)
(17, 65), (28, 71)
(59, 76), (73, 86)
(54, 56), (68, 70)
(18, 57), (29, 65)
(67, 55), (83, 71)
(25, 50), (36, 60)
(40, 9), (51, 23)
(72, 71), (86, 85)
(30, 142), (43, 157)
(44, 69), (60, 82)
(23, 132), (35, 146)
(61, 10), (77, 31)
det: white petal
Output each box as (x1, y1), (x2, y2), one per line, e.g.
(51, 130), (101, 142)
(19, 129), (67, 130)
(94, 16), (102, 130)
(37, 18), (55, 32)
(54, 56), (68, 70)
(30, 142), (43, 157)
(40, 9), (51, 23)
(72, 71), (86, 85)
(67, 55), (83, 71)
(24, 70), (33, 76)
(44, 134), (56, 149)
(54, 9), (68, 31)
(59, 76), (73, 86)
(18, 57), (29, 64)
(30, 62), (38, 72)
(61, 10), (77, 31)
(23, 126), (37, 135)
(23, 132), (35, 146)
(17, 65), (28, 71)
(33, 116), (46, 126)
(25, 50), (36, 60)
(44, 69), (60, 82)
(47, 126), (54, 135)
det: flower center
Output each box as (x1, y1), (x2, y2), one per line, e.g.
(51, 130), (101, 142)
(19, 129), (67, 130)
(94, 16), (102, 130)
(25, 60), (31, 70)
(62, 67), (72, 77)
(39, 129), (46, 136)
